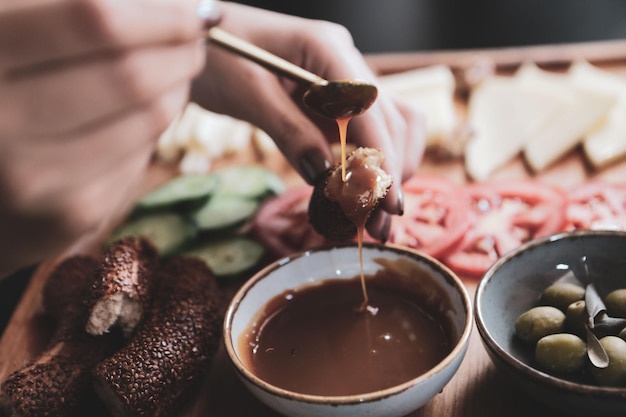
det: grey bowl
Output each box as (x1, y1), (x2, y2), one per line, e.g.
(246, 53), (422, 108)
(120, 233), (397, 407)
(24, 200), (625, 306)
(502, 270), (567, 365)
(475, 230), (626, 417)
(224, 243), (473, 417)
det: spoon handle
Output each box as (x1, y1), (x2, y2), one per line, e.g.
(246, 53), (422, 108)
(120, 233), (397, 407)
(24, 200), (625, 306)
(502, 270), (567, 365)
(207, 27), (327, 86)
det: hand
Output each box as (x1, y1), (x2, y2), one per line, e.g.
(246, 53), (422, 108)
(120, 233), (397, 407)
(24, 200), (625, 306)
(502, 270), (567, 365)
(192, 2), (425, 241)
(0, 0), (216, 278)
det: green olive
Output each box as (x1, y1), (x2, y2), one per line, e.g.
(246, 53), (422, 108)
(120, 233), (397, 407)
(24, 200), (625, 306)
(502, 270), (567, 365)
(515, 306), (566, 344)
(535, 333), (587, 374)
(565, 300), (588, 338)
(540, 283), (585, 312)
(605, 289), (626, 318)
(590, 336), (626, 386)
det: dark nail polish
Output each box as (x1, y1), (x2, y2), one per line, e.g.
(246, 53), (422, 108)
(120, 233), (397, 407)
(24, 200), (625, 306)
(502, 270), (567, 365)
(379, 213), (392, 243)
(299, 150), (331, 184)
(396, 188), (404, 216)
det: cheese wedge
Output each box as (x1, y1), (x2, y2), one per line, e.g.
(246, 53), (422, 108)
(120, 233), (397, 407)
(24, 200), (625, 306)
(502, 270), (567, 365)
(188, 109), (251, 157)
(155, 111), (185, 162)
(156, 102), (253, 173)
(520, 64), (616, 172)
(464, 71), (564, 181)
(379, 65), (458, 146)
(569, 61), (626, 168)
(179, 149), (213, 174)
(251, 128), (280, 158)
(156, 103), (207, 162)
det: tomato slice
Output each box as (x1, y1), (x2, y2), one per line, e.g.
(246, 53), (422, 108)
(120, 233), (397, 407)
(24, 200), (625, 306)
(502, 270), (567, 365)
(388, 175), (473, 258)
(443, 181), (568, 278)
(565, 182), (626, 231)
(250, 185), (330, 259)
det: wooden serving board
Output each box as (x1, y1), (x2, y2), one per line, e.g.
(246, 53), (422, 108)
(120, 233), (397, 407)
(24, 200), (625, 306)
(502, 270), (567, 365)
(2, 41), (626, 417)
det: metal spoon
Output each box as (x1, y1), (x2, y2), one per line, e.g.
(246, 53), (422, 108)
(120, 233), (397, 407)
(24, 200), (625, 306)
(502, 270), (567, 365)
(585, 325), (609, 369)
(585, 283), (606, 329)
(584, 284), (610, 368)
(206, 27), (378, 119)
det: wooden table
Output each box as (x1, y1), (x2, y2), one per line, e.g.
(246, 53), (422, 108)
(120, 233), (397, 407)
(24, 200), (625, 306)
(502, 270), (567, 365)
(2, 40), (626, 417)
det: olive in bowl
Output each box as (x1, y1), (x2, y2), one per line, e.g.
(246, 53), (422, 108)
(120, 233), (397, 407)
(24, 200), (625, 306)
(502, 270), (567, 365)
(224, 243), (473, 417)
(475, 230), (626, 417)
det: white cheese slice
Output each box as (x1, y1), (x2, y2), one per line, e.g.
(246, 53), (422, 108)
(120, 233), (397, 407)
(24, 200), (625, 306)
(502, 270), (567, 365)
(172, 103), (204, 149)
(179, 149), (213, 174)
(251, 128), (280, 157)
(188, 109), (251, 158)
(569, 61), (626, 168)
(156, 102), (207, 162)
(464, 72), (564, 181)
(155, 102), (253, 171)
(379, 65), (458, 146)
(155, 111), (185, 162)
(520, 64), (616, 172)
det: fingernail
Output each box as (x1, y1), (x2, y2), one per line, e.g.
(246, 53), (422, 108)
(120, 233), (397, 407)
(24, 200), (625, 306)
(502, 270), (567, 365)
(379, 212), (392, 243)
(197, 0), (221, 28)
(396, 187), (404, 216)
(299, 149), (331, 184)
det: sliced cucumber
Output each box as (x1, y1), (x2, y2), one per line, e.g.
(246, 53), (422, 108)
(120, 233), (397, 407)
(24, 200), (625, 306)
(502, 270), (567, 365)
(136, 174), (218, 210)
(191, 195), (259, 231)
(212, 165), (285, 198)
(109, 212), (193, 256)
(182, 236), (265, 278)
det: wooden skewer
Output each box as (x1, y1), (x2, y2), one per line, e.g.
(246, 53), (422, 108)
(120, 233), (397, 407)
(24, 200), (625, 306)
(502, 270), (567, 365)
(206, 27), (328, 86)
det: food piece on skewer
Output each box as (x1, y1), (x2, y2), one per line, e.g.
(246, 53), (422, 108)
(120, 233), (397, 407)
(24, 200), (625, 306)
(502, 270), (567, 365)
(92, 257), (222, 417)
(86, 237), (159, 337)
(0, 256), (120, 417)
(308, 147), (393, 242)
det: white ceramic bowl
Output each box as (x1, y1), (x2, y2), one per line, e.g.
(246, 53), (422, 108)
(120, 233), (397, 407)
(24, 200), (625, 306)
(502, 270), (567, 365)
(475, 230), (626, 417)
(224, 243), (473, 417)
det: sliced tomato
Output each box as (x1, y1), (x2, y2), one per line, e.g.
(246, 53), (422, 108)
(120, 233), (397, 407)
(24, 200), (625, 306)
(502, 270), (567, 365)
(388, 175), (473, 258)
(250, 185), (330, 259)
(565, 181), (626, 231)
(443, 181), (568, 278)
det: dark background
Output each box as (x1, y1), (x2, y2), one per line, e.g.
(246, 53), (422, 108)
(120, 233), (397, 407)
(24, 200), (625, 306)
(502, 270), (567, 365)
(233, 0), (626, 53)
(1, 0), (625, 334)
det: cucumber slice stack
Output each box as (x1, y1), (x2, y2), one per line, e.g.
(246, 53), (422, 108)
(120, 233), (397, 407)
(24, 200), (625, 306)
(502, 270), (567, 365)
(191, 195), (259, 231)
(189, 165), (284, 232)
(211, 165), (285, 198)
(109, 164), (285, 279)
(136, 174), (219, 210)
(181, 236), (264, 278)
(109, 212), (193, 257)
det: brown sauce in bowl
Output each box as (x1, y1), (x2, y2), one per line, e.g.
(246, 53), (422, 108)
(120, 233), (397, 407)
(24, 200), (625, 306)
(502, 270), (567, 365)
(239, 260), (454, 396)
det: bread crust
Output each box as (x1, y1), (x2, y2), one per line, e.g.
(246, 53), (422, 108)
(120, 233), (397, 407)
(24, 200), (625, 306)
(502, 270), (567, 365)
(1, 255), (120, 417)
(86, 237), (159, 336)
(92, 257), (223, 417)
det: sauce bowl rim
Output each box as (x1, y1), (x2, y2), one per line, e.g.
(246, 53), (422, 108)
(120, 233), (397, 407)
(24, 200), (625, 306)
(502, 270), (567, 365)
(223, 242), (473, 405)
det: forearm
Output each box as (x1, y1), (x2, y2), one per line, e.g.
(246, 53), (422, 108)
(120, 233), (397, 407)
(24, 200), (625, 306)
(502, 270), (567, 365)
(0, 0), (213, 277)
